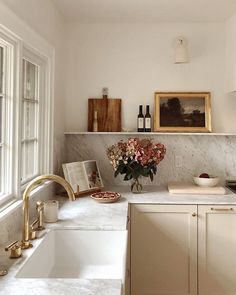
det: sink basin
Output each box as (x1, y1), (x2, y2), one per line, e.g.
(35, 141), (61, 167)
(16, 229), (127, 280)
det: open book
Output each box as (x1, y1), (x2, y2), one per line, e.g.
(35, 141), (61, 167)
(62, 160), (103, 194)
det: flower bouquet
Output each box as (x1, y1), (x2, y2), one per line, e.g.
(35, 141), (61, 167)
(107, 138), (166, 192)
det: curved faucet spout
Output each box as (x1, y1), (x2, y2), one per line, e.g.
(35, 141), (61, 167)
(22, 174), (75, 249)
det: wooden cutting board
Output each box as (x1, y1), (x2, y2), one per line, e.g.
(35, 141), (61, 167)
(168, 182), (226, 195)
(88, 96), (122, 132)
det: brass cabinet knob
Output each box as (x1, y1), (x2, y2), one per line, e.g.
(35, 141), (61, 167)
(192, 213), (197, 217)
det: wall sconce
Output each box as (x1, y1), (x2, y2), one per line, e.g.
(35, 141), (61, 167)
(174, 37), (189, 64)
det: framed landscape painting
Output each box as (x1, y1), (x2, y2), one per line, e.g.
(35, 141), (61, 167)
(154, 92), (212, 132)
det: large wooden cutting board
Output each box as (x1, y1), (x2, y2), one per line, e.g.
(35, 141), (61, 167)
(168, 182), (226, 195)
(88, 96), (122, 132)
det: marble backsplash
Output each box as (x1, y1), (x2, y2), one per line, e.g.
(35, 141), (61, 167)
(65, 134), (236, 186)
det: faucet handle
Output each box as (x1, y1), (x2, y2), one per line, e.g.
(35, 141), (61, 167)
(29, 220), (38, 240)
(5, 241), (22, 259)
(36, 201), (44, 210)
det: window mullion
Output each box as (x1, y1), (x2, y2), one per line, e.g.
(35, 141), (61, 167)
(22, 98), (38, 103)
(21, 138), (37, 143)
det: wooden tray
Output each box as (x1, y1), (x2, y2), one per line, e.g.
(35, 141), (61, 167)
(168, 182), (226, 195)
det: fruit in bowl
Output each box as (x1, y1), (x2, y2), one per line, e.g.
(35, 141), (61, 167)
(199, 173), (210, 178)
(193, 173), (219, 187)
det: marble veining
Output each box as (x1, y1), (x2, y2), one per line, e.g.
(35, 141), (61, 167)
(65, 134), (236, 186)
(52, 195), (128, 230)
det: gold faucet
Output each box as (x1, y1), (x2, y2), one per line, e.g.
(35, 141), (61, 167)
(21, 174), (75, 249)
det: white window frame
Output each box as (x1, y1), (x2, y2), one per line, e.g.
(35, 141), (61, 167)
(19, 45), (52, 193)
(21, 58), (40, 184)
(0, 25), (53, 207)
(0, 28), (20, 207)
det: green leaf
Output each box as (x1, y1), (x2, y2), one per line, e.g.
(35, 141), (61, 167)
(114, 169), (120, 178)
(124, 174), (132, 181)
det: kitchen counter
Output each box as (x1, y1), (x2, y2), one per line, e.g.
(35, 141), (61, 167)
(0, 276), (121, 295)
(1, 185), (236, 295)
(125, 185), (236, 205)
(47, 185), (236, 232)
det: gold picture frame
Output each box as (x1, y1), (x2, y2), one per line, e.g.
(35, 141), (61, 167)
(154, 92), (212, 132)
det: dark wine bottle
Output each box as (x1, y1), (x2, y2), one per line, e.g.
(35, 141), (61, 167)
(145, 105), (151, 132)
(137, 105), (144, 132)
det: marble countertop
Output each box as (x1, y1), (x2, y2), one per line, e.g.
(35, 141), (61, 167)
(124, 185), (236, 205)
(1, 185), (236, 295)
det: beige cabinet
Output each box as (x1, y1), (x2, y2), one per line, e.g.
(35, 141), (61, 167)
(131, 204), (236, 295)
(198, 205), (236, 295)
(131, 204), (198, 295)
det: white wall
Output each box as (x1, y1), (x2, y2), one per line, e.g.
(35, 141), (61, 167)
(222, 12), (236, 130)
(0, 0), (67, 172)
(1, 1), (235, 140)
(225, 12), (236, 92)
(64, 22), (236, 132)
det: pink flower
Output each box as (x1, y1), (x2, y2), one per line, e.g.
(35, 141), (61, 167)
(107, 137), (166, 172)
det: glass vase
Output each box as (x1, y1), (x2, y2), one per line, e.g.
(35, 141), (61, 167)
(130, 177), (143, 193)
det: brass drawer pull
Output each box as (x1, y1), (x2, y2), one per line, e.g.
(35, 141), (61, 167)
(192, 213), (197, 217)
(211, 208), (233, 212)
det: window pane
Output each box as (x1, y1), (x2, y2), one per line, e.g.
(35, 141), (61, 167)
(21, 59), (39, 183)
(0, 46), (3, 194)
(21, 141), (37, 181)
(0, 46), (3, 143)
(0, 96), (2, 143)
(0, 146), (2, 192)
(0, 46), (3, 94)
(23, 60), (37, 100)
(21, 101), (36, 139)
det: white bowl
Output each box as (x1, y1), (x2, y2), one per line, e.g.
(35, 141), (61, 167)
(193, 176), (219, 187)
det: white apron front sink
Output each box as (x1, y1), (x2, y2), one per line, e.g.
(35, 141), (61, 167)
(16, 229), (127, 280)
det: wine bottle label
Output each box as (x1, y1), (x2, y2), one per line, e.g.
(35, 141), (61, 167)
(145, 118), (151, 129)
(138, 118), (144, 128)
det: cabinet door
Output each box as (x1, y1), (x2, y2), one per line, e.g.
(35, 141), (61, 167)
(131, 204), (197, 295)
(198, 205), (236, 295)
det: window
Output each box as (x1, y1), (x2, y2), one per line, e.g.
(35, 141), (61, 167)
(0, 46), (4, 193)
(0, 26), (53, 207)
(0, 34), (15, 206)
(21, 59), (39, 183)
